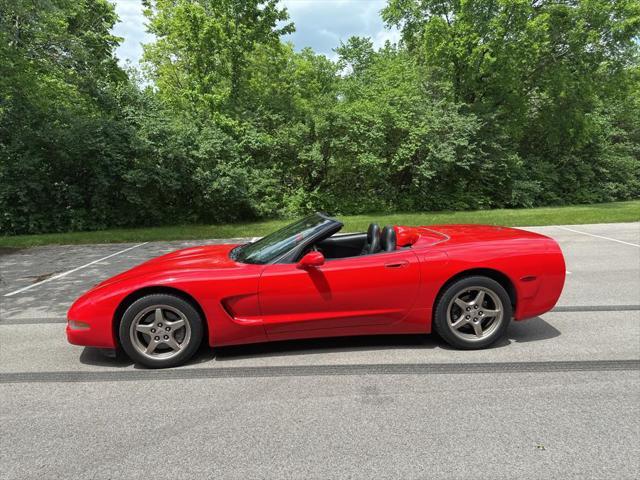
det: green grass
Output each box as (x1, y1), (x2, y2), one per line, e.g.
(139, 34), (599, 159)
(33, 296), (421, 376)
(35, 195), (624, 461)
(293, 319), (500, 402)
(1, 200), (638, 249)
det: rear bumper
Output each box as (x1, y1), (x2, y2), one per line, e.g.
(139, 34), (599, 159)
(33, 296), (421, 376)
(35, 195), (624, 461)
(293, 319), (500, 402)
(514, 241), (566, 320)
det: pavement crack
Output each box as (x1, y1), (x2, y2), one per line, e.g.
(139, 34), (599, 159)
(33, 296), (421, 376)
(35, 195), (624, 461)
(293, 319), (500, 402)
(552, 305), (640, 312)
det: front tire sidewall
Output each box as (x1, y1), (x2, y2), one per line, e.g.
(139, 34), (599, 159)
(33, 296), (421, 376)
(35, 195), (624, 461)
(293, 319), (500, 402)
(434, 276), (512, 350)
(119, 294), (204, 368)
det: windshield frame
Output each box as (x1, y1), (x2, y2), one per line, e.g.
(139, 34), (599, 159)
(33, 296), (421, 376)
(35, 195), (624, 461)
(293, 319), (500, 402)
(231, 213), (342, 265)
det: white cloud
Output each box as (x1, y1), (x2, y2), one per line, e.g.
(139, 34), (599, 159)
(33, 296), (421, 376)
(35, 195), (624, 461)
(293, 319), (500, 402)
(372, 26), (402, 49)
(110, 0), (399, 65)
(281, 0), (399, 57)
(111, 0), (153, 66)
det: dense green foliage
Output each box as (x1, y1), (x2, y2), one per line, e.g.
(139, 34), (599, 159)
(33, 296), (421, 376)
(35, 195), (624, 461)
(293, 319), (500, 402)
(1, 0), (639, 235)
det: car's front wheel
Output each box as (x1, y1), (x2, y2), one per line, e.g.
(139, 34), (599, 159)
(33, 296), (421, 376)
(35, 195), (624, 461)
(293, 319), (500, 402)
(433, 276), (512, 349)
(119, 294), (203, 368)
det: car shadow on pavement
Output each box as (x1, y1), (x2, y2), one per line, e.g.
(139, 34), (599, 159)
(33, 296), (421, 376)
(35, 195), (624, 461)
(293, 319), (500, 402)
(79, 347), (134, 368)
(78, 316), (561, 367)
(213, 316), (561, 361)
(502, 316), (561, 345)
(214, 333), (440, 362)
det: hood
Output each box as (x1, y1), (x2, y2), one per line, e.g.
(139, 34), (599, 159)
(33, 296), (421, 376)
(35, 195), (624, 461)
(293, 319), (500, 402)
(141, 244), (239, 269)
(94, 243), (241, 290)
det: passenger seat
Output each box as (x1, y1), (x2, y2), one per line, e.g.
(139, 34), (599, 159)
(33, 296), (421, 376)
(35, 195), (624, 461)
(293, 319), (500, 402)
(380, 225), (397, 252)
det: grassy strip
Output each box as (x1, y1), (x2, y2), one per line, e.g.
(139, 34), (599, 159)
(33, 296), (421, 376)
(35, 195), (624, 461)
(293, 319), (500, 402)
(1, 200), (638, 248)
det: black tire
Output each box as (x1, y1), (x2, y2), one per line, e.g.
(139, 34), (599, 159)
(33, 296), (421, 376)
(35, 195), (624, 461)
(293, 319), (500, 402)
(433, 276), (512, 350)
(119, 294), (204, 368)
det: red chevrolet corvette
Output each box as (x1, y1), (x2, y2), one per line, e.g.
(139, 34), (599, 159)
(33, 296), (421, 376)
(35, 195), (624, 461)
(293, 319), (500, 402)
(67, 213), (566, 368)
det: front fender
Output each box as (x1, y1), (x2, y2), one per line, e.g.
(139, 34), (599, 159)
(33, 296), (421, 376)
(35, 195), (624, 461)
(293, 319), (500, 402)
(66, 267), (266, 349)
(66, 272), (195, 349)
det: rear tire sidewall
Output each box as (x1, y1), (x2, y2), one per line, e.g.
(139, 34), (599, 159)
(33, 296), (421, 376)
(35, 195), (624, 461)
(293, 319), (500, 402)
(434, 276), (512, 350)
(119, 294), (204, 368)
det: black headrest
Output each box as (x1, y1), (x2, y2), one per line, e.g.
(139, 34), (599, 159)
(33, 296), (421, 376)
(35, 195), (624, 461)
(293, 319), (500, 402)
(362, 223), (381, 254)
(380, 225), (396, 252)
(367, 223), (380, 242)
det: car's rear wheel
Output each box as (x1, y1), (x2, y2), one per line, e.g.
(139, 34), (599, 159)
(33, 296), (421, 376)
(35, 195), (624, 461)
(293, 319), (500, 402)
(119, 294), (203, 368)
(433, 276), (512, 349)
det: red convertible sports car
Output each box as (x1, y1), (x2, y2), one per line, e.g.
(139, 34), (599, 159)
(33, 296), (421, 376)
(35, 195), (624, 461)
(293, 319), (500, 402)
(67, 213), (566, 368)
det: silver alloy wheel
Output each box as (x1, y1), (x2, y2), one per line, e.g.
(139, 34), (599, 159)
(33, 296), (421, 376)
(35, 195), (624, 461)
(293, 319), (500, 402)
(130, 305), (191, 360)
(446, 286), (504, 342)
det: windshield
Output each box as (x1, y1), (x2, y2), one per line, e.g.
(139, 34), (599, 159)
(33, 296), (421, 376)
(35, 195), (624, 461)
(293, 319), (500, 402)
(232, 214), (336, 264)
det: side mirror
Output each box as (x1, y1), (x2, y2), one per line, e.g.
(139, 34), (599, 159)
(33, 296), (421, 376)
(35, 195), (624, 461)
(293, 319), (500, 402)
(297, 251), (325, 269)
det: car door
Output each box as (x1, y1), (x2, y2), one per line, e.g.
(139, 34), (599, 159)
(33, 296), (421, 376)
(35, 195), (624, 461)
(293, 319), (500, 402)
(258, 249), (420, 336)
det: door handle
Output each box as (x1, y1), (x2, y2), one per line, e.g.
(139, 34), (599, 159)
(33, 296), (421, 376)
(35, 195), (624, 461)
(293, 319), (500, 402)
(384, 261), (408, 268)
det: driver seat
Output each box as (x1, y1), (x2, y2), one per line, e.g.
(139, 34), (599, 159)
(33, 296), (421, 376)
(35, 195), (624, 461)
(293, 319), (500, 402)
(361, 223), (381, 255)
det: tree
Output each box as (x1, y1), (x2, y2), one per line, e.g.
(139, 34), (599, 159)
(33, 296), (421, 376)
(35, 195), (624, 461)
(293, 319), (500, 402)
(0, 0), (131, 234)
(1, 0), (638, 235)
(142, 0), (294, 115)
(335, 36), (375, 75)
(383, 0), (640, 205)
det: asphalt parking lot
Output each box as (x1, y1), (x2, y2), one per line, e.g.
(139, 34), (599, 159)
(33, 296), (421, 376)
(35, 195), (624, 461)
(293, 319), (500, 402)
(1, 222), (639, 479)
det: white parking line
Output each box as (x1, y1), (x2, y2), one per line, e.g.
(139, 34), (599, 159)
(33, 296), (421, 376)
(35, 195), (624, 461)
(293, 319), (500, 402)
(3, 242), (148, 297)
(556, 226), (639, 248)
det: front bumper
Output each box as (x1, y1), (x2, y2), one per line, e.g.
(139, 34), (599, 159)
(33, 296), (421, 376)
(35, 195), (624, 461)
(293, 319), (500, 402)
(66, 318), (116, 348)
(66, 290), (118, 349)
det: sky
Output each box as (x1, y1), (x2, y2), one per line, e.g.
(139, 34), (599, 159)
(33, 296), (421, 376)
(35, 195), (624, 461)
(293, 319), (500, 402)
(111, 0), (400, 66)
